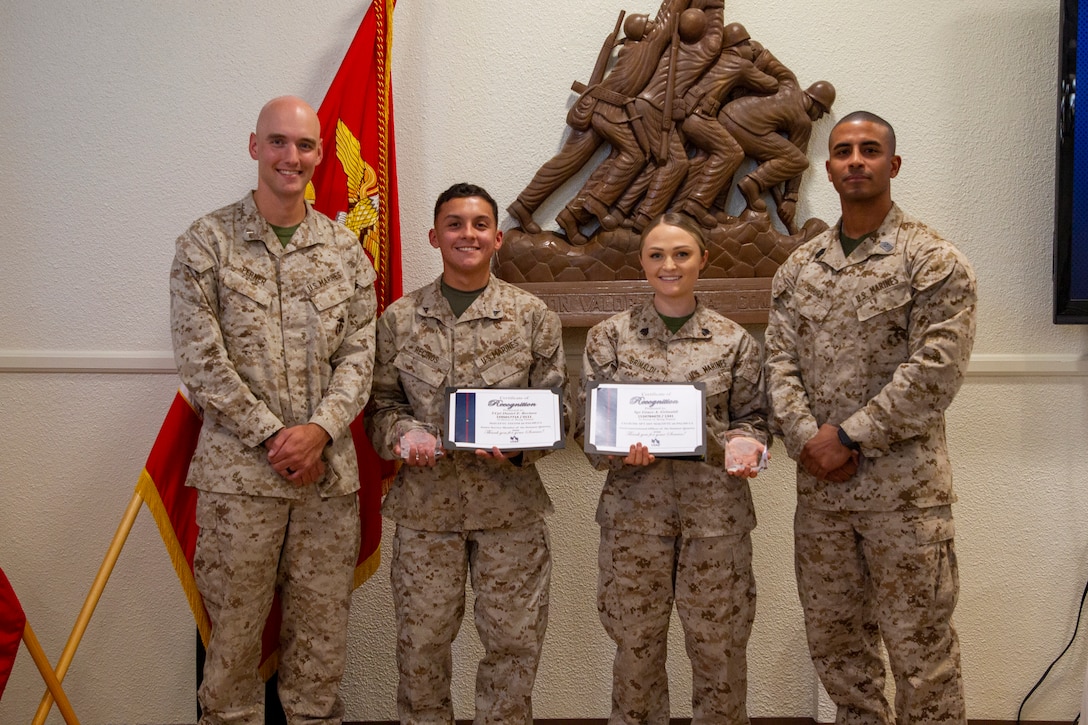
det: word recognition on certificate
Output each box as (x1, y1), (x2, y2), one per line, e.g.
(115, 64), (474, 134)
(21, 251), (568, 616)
(585, 382), (706, 457)
(443, 388), (565, 452)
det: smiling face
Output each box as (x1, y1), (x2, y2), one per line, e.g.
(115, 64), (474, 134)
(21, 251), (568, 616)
(825, 118), (901, 206)
(639, 221), (708, 313)
(249, 96), (322, 208)
(429, 195), (502, 290)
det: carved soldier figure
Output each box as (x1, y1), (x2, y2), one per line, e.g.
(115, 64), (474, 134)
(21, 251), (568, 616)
(600, 0), (725, 232)
(671, 23), (780, 228)
(718, 78), (835, 232)
(556, 0), (694, 244)
(507, 11), (661, 236)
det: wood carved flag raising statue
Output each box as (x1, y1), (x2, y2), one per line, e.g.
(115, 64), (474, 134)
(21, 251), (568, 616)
(494, 0), (835, 323)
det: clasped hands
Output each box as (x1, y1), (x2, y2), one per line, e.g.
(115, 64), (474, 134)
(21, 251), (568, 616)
(800, 423), (859, 482)
(265, 423), (331, 486)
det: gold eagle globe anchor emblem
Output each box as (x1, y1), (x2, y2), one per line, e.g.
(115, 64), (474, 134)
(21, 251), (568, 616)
(307, 119), (382, 267)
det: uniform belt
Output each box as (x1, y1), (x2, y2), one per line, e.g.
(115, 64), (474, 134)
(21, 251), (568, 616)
(588, 85), (631, 107)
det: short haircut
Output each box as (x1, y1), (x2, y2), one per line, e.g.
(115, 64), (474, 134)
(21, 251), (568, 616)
(433, 182), (499, 223)
(639, 212), (708, 254)
(833, 111), (896, 154)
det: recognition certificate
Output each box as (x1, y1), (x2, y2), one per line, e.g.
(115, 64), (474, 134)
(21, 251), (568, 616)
(585, 382), (706, 457)
(442, 387), (565, 452)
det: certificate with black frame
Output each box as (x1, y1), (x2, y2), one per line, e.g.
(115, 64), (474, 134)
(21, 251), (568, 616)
(442, 387), (565, 451)
(584, 381), (706, 457)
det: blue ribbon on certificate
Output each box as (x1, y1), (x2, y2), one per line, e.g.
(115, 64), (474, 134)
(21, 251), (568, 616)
(454, 391), (477, 444)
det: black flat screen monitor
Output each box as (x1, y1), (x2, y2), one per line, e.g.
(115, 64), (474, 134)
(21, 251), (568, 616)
(1055, 0), (1088, 322)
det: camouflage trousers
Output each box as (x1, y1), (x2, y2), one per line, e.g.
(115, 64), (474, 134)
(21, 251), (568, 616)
(598, 527), (756, 725)
(390, 521), (551, 725)
(794, 505), (966, 725)
(194, 488), (360, 725)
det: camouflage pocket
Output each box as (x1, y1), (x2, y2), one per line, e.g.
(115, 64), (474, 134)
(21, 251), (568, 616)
(310, 278), (354, 311)
(856, 280), (910, 323)
(310, 278), (355, 349)
(695, 369), (733, 399)
(194, 492), (220, 533)
(394, 349), (449, 390)
(910, 511), (958, 613)
(913, 512), (954, 546)
(478, 345), (533, 386)
(221, 267), (273, 308)
(796, 287), (831, 322)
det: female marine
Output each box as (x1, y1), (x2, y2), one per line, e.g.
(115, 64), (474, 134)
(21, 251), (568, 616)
(579, 213), (769, 724)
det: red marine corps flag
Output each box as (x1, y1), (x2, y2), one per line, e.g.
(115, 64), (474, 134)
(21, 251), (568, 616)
(308, 0), (401, 312)
(0, 568), (26, 699)
(308, 0), (402, 593)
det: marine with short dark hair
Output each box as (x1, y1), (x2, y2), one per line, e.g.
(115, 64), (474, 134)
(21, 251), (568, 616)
(765, 111), (976, 723)
(366, 182), (568, 725)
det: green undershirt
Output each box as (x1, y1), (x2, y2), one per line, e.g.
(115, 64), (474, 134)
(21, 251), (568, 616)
(659, 311), (695, 334)
(441, 279), (487, 318)
(839, 228), (874, 258)
(269, 223), (301, 248)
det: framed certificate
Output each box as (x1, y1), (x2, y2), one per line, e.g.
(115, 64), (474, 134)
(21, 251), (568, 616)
(585, 381), (706, 457)
(442, 387), (565, 451)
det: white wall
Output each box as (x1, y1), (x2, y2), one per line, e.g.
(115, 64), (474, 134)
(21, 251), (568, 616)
(1, 0), (1086, 722)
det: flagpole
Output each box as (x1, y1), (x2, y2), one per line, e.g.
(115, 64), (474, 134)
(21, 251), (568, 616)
(32, 491), (144, 725)
(23, 621), (81, 725)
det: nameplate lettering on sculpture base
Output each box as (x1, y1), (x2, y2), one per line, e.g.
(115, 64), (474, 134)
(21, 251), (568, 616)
(517, 278), (773, 327)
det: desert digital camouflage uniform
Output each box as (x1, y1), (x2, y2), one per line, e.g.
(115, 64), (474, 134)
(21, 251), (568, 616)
(577, 298), (767, 725)
(765, 204), (976, 725)
(171, 192), (377, 725)
(365, 275), (568, 725)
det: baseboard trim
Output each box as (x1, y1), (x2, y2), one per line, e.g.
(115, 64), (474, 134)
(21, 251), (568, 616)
(342, 721), (809, 725)
(153, 714), (1079, 718)
(142, 719), (1074, 724)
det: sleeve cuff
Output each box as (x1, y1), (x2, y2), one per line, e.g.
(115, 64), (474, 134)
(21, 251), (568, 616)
(837, 426), (861, 451)
(241, 405), (285, 448)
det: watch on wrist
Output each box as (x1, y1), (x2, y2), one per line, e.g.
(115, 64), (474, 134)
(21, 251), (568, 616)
(837, 426), (861, 451)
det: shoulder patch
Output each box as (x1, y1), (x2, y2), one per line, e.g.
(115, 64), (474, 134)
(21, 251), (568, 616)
(175, 233), (216, 274)
(771, 268), (794, 300)
(912, 244), (959, 293)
